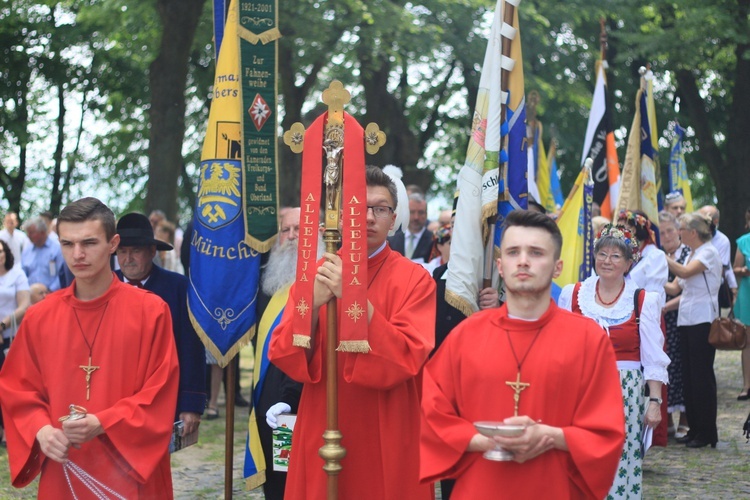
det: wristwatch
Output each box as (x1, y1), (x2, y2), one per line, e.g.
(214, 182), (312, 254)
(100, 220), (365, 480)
(649, 397), (662, 405)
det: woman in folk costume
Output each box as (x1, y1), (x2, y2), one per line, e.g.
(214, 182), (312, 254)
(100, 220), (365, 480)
(559, 224), (669, 499)
(617, 209), (671, 446)
(618, 210), (669, 305)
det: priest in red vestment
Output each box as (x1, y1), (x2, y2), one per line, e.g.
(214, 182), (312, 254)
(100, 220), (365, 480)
(269, 166), (435, 499)
(420, 210), (625, 499)
(0, 198), (179, 499)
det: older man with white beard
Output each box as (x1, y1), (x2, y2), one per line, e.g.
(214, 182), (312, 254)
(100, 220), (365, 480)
(247, 207), (314, 499)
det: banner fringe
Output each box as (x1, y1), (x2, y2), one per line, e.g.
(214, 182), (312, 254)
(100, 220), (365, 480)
(445, 289), (477, 317)
(336, 340), (371, 353)
(244, 233), (276, 254)
(292, 334), (311, 349)
(245, 471), (266, 491)
(189, 309), (255, 368)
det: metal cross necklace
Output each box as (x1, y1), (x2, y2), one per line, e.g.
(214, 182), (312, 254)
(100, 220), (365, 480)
(73, 302), (110, 400)
(504, 327), (543, 416)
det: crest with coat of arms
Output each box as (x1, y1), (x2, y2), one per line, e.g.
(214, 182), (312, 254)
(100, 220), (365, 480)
(197, 160), (242, 230)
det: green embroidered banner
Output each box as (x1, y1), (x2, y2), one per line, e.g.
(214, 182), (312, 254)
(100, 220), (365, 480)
(239, 0), (280, 252)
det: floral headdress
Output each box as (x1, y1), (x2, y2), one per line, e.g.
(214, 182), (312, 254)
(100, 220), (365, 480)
(434, 224), (451, 244)
(430, 224), (451, 261)
(595, 224), (641, 263)
(617, 209), (656, 246)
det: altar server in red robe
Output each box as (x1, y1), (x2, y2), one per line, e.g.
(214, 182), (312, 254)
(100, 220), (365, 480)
(420, 209), (625, 499)
(0, 197), (179, 499)
(269, 166), (435, 499)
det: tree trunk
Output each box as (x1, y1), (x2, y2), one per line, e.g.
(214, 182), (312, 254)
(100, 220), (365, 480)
(146, 0), (206, 222)
(720, 0), (750, 245)
(50, 83), (66, 214)
(675, 26), (750, 246)
(277, 41), (305, 207)
(1, 79), (30, 216)
(359, 50), (426, 189)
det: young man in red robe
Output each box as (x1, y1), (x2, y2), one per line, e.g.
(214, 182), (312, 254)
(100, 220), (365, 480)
(269, 166), (435, 499)
(420, 209), (625, 499)
(0, 197), (179, 498)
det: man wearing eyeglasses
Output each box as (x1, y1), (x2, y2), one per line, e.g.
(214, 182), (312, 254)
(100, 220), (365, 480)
(269, 166), (436, 499)
(388, 192), (434, 263)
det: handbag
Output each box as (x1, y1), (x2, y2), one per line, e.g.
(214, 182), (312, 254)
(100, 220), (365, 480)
(708, 310), (747, 350)
(702, 271), (747, 350)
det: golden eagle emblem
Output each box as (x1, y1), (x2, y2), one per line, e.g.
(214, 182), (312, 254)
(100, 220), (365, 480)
(198, 160), (242, 227)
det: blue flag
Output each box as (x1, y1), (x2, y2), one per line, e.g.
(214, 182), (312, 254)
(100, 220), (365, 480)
(668, 124), (694, 212)
(549, 146), (564, 209)
(188, 0), (262, 365)
(494, 91), (528, 249)
(213, 0), (230, 58)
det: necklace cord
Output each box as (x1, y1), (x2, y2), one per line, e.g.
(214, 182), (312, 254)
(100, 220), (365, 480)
(73, 303), (110, 356)
(505, 327), (544, 372)
(367, 253), (389, 288)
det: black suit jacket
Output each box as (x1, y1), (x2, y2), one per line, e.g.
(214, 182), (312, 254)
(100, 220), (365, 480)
(387, 228), (434, 262)
(116, 266), (207, 417)
(432, 263), (467, 354)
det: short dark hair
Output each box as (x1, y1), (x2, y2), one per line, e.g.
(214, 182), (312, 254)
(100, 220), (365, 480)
(365, 165), (398, 209)
(0, 239), (13, 271)
(502, 209), (563, 259)
(58, 197), (116, 241)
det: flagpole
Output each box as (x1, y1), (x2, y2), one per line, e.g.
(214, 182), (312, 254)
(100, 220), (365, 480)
(224, 366), (236, 499)
(526, 90), (539, 146)
(483, 0), (519, 288)
(600, 17), (607, 63)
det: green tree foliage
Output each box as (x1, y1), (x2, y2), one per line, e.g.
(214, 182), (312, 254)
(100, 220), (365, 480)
(1, 0), (748, 242)
(600, 0), (750, 240)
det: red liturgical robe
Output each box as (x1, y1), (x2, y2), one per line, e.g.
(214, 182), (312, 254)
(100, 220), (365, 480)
(420, 301), (625, 499)
(269, 245), (435, 500)
(0, 275), (179, 499)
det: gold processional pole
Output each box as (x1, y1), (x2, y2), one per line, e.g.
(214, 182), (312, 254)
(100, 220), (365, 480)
(318, 82), (348, 500)
(284, 80), (384, 500)
(483, 1), (518, 290)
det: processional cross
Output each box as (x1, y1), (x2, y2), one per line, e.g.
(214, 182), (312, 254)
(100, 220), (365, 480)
(80, 356), (100, 401)
(282, 80), (386, 500)
(505, 372), (530, 417)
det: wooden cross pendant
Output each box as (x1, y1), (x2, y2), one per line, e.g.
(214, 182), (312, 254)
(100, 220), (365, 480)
(79, 356), (100, 401)
(505, 372), (530, 417)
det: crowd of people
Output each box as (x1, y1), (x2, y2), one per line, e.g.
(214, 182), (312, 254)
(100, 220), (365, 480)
(254, 172), (741, 500)
(0, 172), (746, 499)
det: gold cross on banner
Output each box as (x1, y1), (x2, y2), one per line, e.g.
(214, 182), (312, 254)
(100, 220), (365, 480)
(505, 372), (530, 417)
(80, 356), (100, 401)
